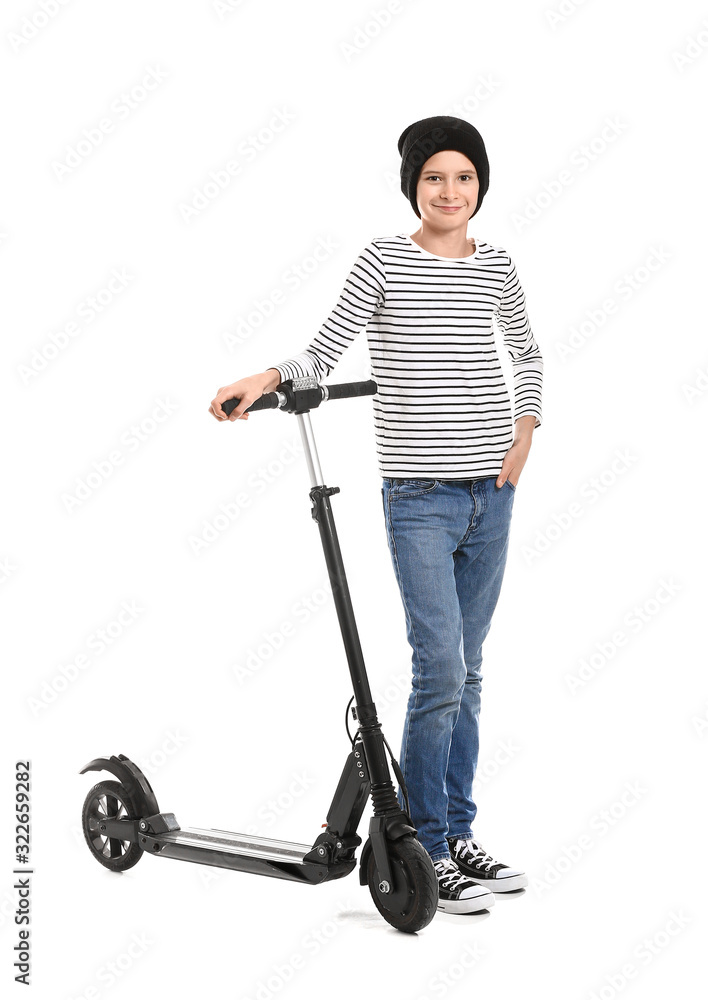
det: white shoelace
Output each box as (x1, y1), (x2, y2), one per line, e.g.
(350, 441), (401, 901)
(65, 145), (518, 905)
(433, 859), (471, 890)
(455, 839), (497, 871)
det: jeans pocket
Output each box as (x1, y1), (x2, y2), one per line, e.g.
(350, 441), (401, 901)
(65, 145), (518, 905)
(391, 478), (439, 500)
(505, 478), (517, 492)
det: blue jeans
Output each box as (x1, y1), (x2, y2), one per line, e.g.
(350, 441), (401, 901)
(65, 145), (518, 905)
(381, 476), (516, 861)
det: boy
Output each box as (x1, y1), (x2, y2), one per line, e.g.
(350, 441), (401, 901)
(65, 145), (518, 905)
(210, 116), (543, 914)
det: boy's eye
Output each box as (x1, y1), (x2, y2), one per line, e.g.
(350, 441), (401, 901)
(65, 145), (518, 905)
(425, 174), (473, 181)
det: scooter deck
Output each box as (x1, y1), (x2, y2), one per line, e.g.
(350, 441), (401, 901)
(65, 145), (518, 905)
(141, 823), (354, 884)
(158, 827), (311, 864)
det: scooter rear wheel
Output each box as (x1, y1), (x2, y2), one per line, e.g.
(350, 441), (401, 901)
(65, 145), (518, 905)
(82, 780), (143, 872)
(366, 834), (438, 932)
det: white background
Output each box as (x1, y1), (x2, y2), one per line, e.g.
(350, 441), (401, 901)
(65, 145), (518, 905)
(2, 1), (707, 997)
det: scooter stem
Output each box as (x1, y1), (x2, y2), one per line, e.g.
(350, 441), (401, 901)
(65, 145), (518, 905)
(296, 410), (325, 487)
(295, 411), (377, 727)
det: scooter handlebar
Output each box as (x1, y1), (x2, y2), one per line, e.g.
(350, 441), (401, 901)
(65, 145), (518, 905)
(221, 378), (376, 417)
(325, 379), (377, 401)
(221, 392), (280, 417)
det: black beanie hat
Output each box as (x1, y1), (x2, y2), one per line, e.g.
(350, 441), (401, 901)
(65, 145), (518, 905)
(398, 115), (489, 220)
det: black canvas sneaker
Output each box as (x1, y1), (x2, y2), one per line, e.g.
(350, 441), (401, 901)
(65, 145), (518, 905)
(433, 857), (495, 913)
(447, 837), (528, 892)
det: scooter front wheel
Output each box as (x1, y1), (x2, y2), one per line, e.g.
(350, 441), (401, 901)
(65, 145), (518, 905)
(366, 834), (438, 932)
(82, 780), (143, 872)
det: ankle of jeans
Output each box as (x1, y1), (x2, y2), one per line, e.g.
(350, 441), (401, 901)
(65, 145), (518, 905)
(429, 852), (451, 863)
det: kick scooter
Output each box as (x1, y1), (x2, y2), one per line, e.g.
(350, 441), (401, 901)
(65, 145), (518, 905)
(80, 376), (438, 933)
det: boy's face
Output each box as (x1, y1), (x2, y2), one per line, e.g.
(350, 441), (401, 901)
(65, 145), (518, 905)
(415, 149), (479, 224)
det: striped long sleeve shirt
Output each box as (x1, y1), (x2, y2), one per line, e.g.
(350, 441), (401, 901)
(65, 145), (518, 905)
(271, 233), (543, 479)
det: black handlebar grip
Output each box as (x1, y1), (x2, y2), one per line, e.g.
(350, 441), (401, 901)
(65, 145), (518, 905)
(221, 392), (281, 417)
(325, 379), (378, 401)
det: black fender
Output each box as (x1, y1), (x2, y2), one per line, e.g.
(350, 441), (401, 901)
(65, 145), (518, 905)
(359, 838), (373, 885)
(358, 812), (418, 885)
(79, 754), (159, 817)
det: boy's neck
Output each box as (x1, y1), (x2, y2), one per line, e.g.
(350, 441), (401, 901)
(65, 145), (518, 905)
(410, 229), (476, 258)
